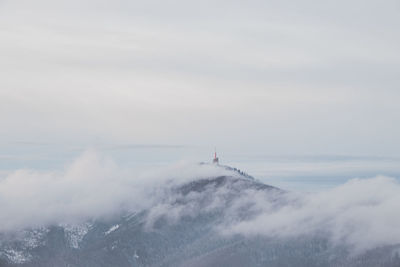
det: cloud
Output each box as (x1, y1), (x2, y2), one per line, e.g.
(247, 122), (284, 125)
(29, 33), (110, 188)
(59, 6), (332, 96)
(219, 176), (400, 254)
(1, 151), (400, 255)
(1, 0), (400, 155)
(0, 151), (230, 232)
(138, 164), (400, 254)
(133, 163), (400, 254)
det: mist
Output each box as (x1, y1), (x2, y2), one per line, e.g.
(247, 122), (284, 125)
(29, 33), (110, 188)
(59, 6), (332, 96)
(1, 0), (400, 156)
(1, 151), (400, 256)
(0, 151), (231, 231)
(220, 176), (400, 254)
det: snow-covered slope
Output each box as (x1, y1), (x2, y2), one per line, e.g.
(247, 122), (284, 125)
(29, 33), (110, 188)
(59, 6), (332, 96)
(0, 164), (399, 267)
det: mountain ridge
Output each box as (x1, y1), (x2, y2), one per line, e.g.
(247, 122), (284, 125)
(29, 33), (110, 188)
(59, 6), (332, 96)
(1, 164), (399, 267)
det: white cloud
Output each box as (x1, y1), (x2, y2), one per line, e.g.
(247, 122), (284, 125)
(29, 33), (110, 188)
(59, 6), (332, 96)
(1, 151), (400, 255)
(220, 176), (400, 254)
(0, 151), (230, 231)
(0, 0), (400, 155)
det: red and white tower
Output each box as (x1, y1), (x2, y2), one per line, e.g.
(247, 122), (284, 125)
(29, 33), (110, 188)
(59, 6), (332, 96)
(213, 149), (219, 164)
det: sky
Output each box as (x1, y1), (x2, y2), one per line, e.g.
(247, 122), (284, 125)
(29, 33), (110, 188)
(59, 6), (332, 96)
(1, 0), (400, 157)
(1, 1), (400, 249)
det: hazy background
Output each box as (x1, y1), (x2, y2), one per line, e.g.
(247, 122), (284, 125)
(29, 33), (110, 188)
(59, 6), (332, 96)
(1, 0), (400, 190)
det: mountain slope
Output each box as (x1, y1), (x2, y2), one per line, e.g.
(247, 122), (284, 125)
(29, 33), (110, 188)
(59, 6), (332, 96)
(1, 165), (399, 267)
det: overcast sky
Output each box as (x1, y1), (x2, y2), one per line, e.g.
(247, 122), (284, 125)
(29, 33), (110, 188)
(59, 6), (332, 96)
(1, 0), (400, 156)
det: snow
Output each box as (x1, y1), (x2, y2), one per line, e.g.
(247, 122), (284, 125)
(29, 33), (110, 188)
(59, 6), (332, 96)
(105, 224), (120, 235)
(134, 250), (139, 259)
(124, 212), (137, 221)
(21, 228), (49, 249)
(62, 223), (92, 249)
(2, 249), (32, 264)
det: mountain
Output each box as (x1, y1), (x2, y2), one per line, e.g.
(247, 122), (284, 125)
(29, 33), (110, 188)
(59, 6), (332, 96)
(0, 164), (399, 267)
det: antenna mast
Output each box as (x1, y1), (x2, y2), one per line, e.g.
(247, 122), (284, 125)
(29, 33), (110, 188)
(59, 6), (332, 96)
(213, 147), (219, 164)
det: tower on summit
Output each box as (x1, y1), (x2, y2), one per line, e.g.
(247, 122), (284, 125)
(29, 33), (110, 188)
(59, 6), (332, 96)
(213, 149), (219, 164)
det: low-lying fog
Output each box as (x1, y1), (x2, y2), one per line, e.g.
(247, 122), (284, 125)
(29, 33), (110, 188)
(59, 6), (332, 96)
(1, 150), (400, 255)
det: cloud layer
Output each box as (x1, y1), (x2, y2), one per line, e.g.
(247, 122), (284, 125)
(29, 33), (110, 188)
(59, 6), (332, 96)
(0, 151), (230, 231)
(1, 151), (400, 255)
(1, 0), (400, 155)
(221, 176), (400, 254)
